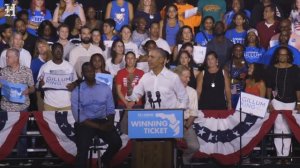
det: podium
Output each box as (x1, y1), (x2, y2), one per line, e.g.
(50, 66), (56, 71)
(128, 109), (184, 168)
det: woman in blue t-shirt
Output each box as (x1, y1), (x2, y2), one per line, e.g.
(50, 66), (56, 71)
(160, 4), (183, 50)
(225, 12), (248, 45)
(105, 0), (134, 32)
(195, 16), (215, 46)
(223, 0), (251, 28)
(27, 0), (52, 36)
(244, 29), (265, 64)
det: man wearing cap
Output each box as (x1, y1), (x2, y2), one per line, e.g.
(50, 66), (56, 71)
(244, 28), (266, 64)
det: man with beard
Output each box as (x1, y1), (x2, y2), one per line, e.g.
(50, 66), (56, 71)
(69, 26), (103, 77)
(14, 18), (37, 56)
(206, 21), (233, 68)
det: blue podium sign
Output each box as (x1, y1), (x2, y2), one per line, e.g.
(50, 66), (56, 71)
(128, 109), (184, 139)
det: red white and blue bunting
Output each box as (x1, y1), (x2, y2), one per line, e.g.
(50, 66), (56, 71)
(2, 110), (300, 166)
(0, 112), (29, 160)
(33, 110), (131, 167)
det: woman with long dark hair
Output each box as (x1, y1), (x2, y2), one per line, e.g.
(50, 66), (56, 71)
(160, 4), (183, 50)
(90, 53), (109, 74)
(245, 63), (266, 97)
(176, 50), (197, 89)
(37, 20), (56, 45)
(195, 16), (215, 46)
(172, 25), (194, 62)
(105, 39), (126, 76)
(225, 12), (249, 45)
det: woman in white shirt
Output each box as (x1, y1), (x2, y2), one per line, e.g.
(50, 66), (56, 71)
(120, 25), (140, 58)
(105, 39), (125, 76)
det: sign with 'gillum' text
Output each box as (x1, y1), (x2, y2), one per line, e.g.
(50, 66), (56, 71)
(43, 73), (74, 90)
(236, 92), (269, 118)
(128, 109), (184, 139)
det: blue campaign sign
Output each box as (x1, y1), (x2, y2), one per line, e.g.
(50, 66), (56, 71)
(95, 73), (113, 89)
(1, 80), (26, 103)
(128, 109), (184, 139)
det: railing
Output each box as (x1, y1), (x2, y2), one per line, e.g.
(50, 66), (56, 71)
(1, 112), (300, 167)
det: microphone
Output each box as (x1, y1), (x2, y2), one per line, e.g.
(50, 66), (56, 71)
(147, 91), (155, 109)
(156, 91), (161, 108)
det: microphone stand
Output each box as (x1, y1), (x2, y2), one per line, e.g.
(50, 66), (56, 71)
(239, 91), (242, 168)
(155, 91), (161, 108)
(147, 91), (155, 109)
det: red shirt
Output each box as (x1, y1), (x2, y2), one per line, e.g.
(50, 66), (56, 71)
(115, 68), (144, 106)
(256, 20), (280, 49)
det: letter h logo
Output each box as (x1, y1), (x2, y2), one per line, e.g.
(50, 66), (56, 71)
(5, 4), (16, 17)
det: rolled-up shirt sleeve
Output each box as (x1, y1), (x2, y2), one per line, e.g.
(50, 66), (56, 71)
(127, 75), (145, 102)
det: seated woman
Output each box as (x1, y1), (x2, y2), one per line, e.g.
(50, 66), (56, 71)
(174, 65), (199, 165)
(197, 51), (232, 110)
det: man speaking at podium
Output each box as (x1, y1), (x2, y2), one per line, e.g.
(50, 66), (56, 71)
(127, 48), (189, 109)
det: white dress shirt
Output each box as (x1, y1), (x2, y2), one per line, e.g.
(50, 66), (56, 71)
(185, 86), (198, 119)
(128, 67), (189, 109)
(0, 48), (32, 68)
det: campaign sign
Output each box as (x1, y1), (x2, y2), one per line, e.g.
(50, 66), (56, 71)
(1, 80), (26, 103)
(236, 92), (269, 118)
(128, 109), (184, 139)
(178, 45), (206, 64)
(43, 73), (74, 90)
(95, 73), (113, 89)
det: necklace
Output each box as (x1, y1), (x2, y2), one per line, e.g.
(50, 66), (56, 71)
(209, 70), (218, 88)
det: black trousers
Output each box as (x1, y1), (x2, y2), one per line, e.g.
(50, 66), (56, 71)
(75, 123), (122, 168)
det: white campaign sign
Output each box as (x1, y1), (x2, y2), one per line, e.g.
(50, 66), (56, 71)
(43, 73), (74, 90)
(236, 92), (269, 118)
(178, 45), (206, 64)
